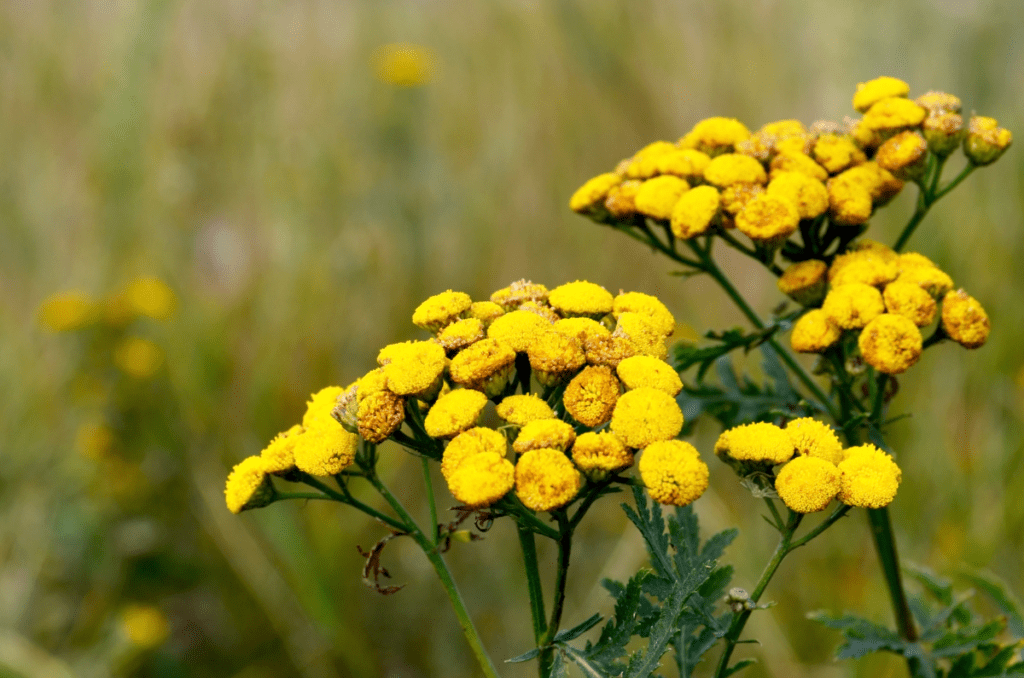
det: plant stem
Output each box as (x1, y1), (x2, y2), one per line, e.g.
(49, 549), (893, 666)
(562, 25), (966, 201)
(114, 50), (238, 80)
(422, 457), (439, 545)
(273, 491), (335, 502)
(300, 473), (408, 532)
(517, 525), (547, 644)
(543, 513), (573, 646)
(868, 508), (918, 642)
(893, 162), (976, 252)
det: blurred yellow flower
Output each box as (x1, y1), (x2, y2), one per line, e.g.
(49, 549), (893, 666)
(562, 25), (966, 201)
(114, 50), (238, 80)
(113, 337), (163, 378)
(225, 456), (274, 514)
(715, 422), (793, 465)
(125, 277), (177, 320)
(121, 604), (170, 648)
(37, 290), (96, 332)
(412, 290), (472, 332)
(371, 43), (437, 86)
(76, 422), (114, 460)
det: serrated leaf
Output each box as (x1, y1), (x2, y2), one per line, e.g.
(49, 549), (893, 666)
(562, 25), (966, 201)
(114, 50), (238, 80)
(550, 648), (567, 678)
(959, 569), (1024, 638)
(506, 648), (541, 663)
(623, 486), (674, 579)
(554, 613), (603, 643)
(723, 658), (757, 677)
(932, 619), (1005, 657)
(905, 562), (955, 606)
(586, 571), (652, 668)
(625, 583), (689, 678)
(807, 611), (907, 659)
(561, 644), (610, 678)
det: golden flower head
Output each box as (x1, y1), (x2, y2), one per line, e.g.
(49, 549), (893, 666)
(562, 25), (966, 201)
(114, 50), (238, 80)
(778, 260), (828, 307)
(37, 290), (97, 331)
(655, 148), (711, 181)
(527, 330), (586, 385)
(412, 290), (472, 332)
(120, 604), (170, 648)
(520, 301), (561, 324)
(812, 134), (867, 174)
(858, 314), (923, 375)
(964, 116), (1013, 166)
(548, 280), (614, 318)
(468, 300), (505, 327)
(851, 238), (898, 261)
(896, 262), (955, 299)
(738, 119), (808, 161)
(125, 277), (177, 320)
(612, 291), (675, 337)
(941, 289), (990, 349)
(735, 194), (799, 246)
(829, 253), (899, 288)
(915, 90), (962, 116)
(438, 317), (486, 353)
(610, 387), (684, 449)
(76, 422), (115, 460)
(923, 112), (965, 157)
(491, 279), (549, 310)
(822, 283), (886, 330)
(883, 281), (937, 327)
(441, 427), (507, 481)
(114, 337), (163, 379)
(775, 456), (841, 513)
(715, 422), (794, 465)
(862, 97), (927, 133)
(896, 251), (936, 270)
(769, 151), (828, 182)
(785, 418), (844, 465)
(613, 312), (668, 359)
(496, 394), (555, 426)
(357, 390), (405, 443)
(570, 173), (623, 213)
(639, 440), (709, 506)
(604, 179), (643, 219)
(553, 317), (610, 345)
(766, 171), (828, 220)
(703, 153), (768, 188)
(616, 355), (682, 396)
(488, 309), (551, 352)
(513, 419), (577, 453)
(839, 162), (904, 205)
(447, 452), (514, 508)
(449, 337), (516, 396)
(261, 424), (304, 474)
(790, 309), (842, 353)
(852, 76), (911, 113)
(582, 331), (636, 368)
(571, 431), (633, 478)
(380, 340), (446, 399)
(670, 185), (721, 239)
(225, 456), (275, 514)
(563, 365), (621, 427)
(838, 444), (902, 509)
(720, 183), (765, 217)
(875, 131), (928, 181)
(294, 424), (359, 475)
(826, 176), (873, 226)
(514, 448), (582, 512)
(371, 43), (437, 86)
(424, 388), (489, 439)
(623, 141), (677, 179)
(679, 117), (751, 156)
(634, 175), (690, 220)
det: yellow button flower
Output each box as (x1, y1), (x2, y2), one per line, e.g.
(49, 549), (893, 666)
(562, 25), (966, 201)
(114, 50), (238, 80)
(603, 179), (642, 219)
(125, 277), (177, 320)
(513, 419), (577, 453)
(896, 263), (955, 299)
(941, 289), (990, 349)
(923, 112), (965, 157)
(826, 176), (873, 226)
(655, 148), (711, 181)
(822, 283), (885, 330)
(785, 418), (844, 465)
(714, 422), (794, 465)
(564, 365), (620, 426)
(570, 172), (623, 213)
(766, 171), (828, 220)
(357, 390), (405, 443)
(790, 309), (841, 353)
(679, 117), (751, 156)
(520, 300), (561, 324)
(613, 312), (668, 359)
(842, 162), (905, 205)
(302, 386), (345, 428)
(488, 309), (551, 352)
(447, 452), (515, 508)
(412, 290), (473, 332)
(380, 341), (447, 398)
(964, 116), (1013, 166)
(829, 254), (899, 288)
(838, 444), (901, 509)
(720, 184), (764, 217)
(850, 238), (898, 262)
(469, 300), (505, 326)
(610, 387), (683, 449)
(612, 292), (675, 337)
(616, 355), (682, 396)
(769, 151), (828, 182)
(294, 424), (359, 475)
(491, 279), (549, 310)
(852, 76), (910, 113)
(225, 456), (274, 514)
(778, 260), (828, 307)
(438, 317), (486, 353)
(425, 389), (489, 439)
(515, 448), (582, 512)
(635, 175), (690, 220)
(875, 131), (928, 181)
(862, 97), (927, 132)
(703, 154), (767, 188)
(527, 330), (586, 385)
(775, 456), (840, 513)
(858, 314), (923, 375)
(582, 333), (636, 369)
(553, 317), (611, 344)
(261, 424), (304, 473)
(496, 394), (555, 426)
(113, 337), (163, 379)
(670, 185), (721, 239)
(639, 440), (709, 506)
(735, 194), (799, 246)
(812, 134), (867, 174)
(548, 280), (614, 318)
(571, 431), (633, 477)
(372, 43), (437, 86)
(449, 337), (516, 395)
(623, 141), (678, 179)
(883, 281), (936, 327)
(441, 427), (508, 481)
(915, 90), (962, 115)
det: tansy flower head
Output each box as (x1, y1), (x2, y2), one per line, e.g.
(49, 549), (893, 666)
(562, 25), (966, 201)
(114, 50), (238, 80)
(715, 422), (794, 465)
(616, 355), (682, 396)
(496, 394), (555, 426)
(812, 134), (867, 174)
(851, 238), (898, 262)
(964, 116), (1013, 166)
(862, 97), (927, 133)
(412, 290), (472, 332)
(875, 131), (928, 181)
(553, 317), (610, 345)
(488, 309), (551, 352)
(849, 117), (883, 151)
(704, 153), (768, 188)
(261, 424), (304, 473)
(738, 119), (808, 160)
(655, 148), (711, 181)
(520, 301), (561, 324)
(822, 283), (885, 330)
(858, 314), (923, 375)
(610, 387), (684, 449)
(720, 184), (765, 217)
(896, 264), (955, 299)
(563, 365), (621, 427)
(828, 253), (899, 288)
(469, 300), (505, 326)
(670, 185), (721, 239)
(438, 317), (485, 353)
(840, 162), (904, 205)
(424, 388), (489, 439)
(613, 312), (668, 359)
(679, 117), (751, 156)
(604, 179), (643, 219)
(896, 251), (936, 270)
(441, 427), (508, 481)
(922, 112), (965, 157)
(447, 452), (514, 508)
(766, 171), (828, 220)
(372, 43), (437, 86)
(513, 419), (576, 453)
(639, 440), (709, 506)
(775, 456), (840, 513)
(527, 330), (586, 385)
(778, 260), (828, 307)
(294, 424), (359, 475)
(548, 280), (614, 318)
(571, 431), (633, 478)
(941, 289), (990, 349)
(491, 280), (549, 310)
(357, 390), (405, 443)
(634, 175), (690, 220)
(852, 76), (911, 113)
(826, 176), (873, 225)
(120, 605), (170, 648)
(125, 277), (177, 320)
(356, 370), (389, 401)
(225, 456), (275, 514)
(735, 194), (799, 246)
(883, 281), (937, 327)
(790, 309), (841, 353)
(582, 332), (636, 368)
(449, 337), (516, 396)
(915, 91), (962, 115)
(838, 444), (901, 509)
(570, 173), (622, 213)
(769, 151), (829, 182)
(785, 418), (844, 465)
(623, 141), (677, 179)
(612, 292), (675, 337)
(114, 337), (163, 379)
(379, 341), (447, 398)
(514, 448), (582, 512)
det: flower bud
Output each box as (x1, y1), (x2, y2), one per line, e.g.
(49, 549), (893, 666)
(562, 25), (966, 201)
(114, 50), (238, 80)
(963, 116), (1012, 166)
(922, 113), (964, 158)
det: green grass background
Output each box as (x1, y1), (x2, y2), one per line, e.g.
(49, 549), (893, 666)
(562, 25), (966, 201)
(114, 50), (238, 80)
(1, 1), (1022, 676)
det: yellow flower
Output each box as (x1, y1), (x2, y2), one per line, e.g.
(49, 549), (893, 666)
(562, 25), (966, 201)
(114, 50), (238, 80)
(526, 330), (585, 385)
(828, 253), (899, 288)
(850, 118), (883, 151)
(610, 387), (683, 449)
(826, 176), (873, 226)
(923, 112), (965, 157)
(964, 116), (1013, 166)
(613, 312), (668, 359)
(438, 317), (485, 353)
(553, 317), (610, 345)
(371, 43), (437, 86)
(37, 290), (96, 331)
(513, 419), (576, 453)
(838, 444), (901, 509)
(850, 238), (898, 262)
(488, 309), (551, 352)
(639, 440), (708, 506)
(604, 179), (643, 219)
(570, 173), (623, 213)
(769, 151), (828, 182)
(582, 333), (636, 369)
(441, 427), (508, 481)
(412, 290), (472, 332)
(496, 394), (555, 426)
(778, 260), (828, 306)
(883, 281), (936, 327)
(518, 301), (559, 324)
(563, 365), (620, 427)
(720, 183), (765, 217)
(655, 148), (711, 181)
(837, 162), (904, 205)
(735, 194), (799, 246)
(293, 424), (359, 475)
(875, 131), (928, 181)
(852, 76), (910, 113)
(571, 431), (633, 477)
(679, 117), (751, 156)
(76, 422), (115, 460)
(715, 422), (794, 465)
(120, 604), (170, 648)
(785, 418), (844, 465)
(514, 448), (582, 512)
(469, 300), (505, 326)
(811, 134), (867, 174)
(703, 153), (768, 188)
(261, 424), (304, 474)
(941, 289), (990, 349)
(125, 277), (177, 320)
(915, 90), (962, 115)
(357, 390), (405, 443)
(670, 185), (721, 239)
(356, 371), (389, 401)
(612, 292), (675, 337)
(858, 314), (923, 375)
(447, 452), (515, 508)
(114, 337), (163, 378)
(775, 456), (840, 513)
(623, 141), (678, 179)
(225, 456), (275, 514)
(302, 386), (345, 428)
(765, 171), (828, 220)
(425, 389), (489, 439)
(491, 279), (549, 310)
(616, 355), (682, 396)
(634, 175), (690, 220)
(822, 283), (885, 330)
(738, 120), (808, 161)
(896, 263), (955, 299)
(862, 97), (927, 133)
(548, 280), (614, 318)
(379, 341), (447, 399)
(449, 337), (516, 395)
(790, 309), (842, 353)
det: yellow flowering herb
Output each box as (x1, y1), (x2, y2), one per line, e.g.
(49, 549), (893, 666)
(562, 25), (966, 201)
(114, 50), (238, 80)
(883, 281), (937, 327)
(941, 289), (990, 349)
(769, 151), (829, 182)
(875, 131), (928, 181)
(380, 341), (446, 398)
(679, 117), (751, 156)
(839, 162), (904, 205)
(513, 419), (577, 453)
(76, 422), (114, 460)
(114, 337), (164, 379)
(438, 317), (485, 353)
(125, 277), (177, 320)
(613, 312), (668, 359)
(121, 604), (170, 648)
(922, 112), (965, 157)
(571, 431), (633, 477)
(563, 365), (620, 427)
(811, 134), (867, 174)
(655, 148), (711, 180)
(778, 260), (828, 307)
(829, 253), (899, 288)
(570, 172), (622, 213)
(616, 355), (682, 396)
(447, 452), (515, 508)
(896, 264), (955, 299)
(838, 444), (901, 509)
(302, 387), (346, 431)
(858, 314), (923, 375)
(765, 171), (828, 220)
(850, 238), (898, 262)
(964, 115), (1013, 166)
(496, 394), (555, 426)
(670, 184), (721, 239)
(623, 141), (677, 179)
(371, 43), (437, 86)
(852, 76), (910, 113)
(294, 424), (359, 475)
(514, 448), (582, 512)
(468, 300), (505, 326)
(720, 183), (764, 217)
(548, 280), (614, 318)
(424, 388), (489, 439)
(915, 90), (962, 115)
(790, 309), (842, 353)
(582, 332), (636, 368)
(490, 279), (549, 309)
(488, 309), (551, 352)
(896, 251), (936, 270)
(735, 194), (799, 246)
(610, 387), (684, 449)
(822, 283), (885, 330)
(412, 290), (473, 332)
(862, 97), (927, 133)
(714, 422), (794, 465)
(612, 292), (675, 337)
(449, 337), (516, 395)
(704, 153), (768, 188)
(527, 330), (586, 385)
(261, 424), (304, 474)
(225, 456), (275, 514)
(738, 120), (807, 161)
(639, 440), (709, 507)
(785, 418), (844, 465)
(775, 456), (840, 513)
(520, 300), (561, 324)
(850, 118), (883, 151)
(603, 179), (643, 219)
(826, 175), (873, 225)
(441, 427), (508, 481)
(552, 317), (610, 345)
(38, 290), (96, 331)
(357, 390), (405, 443)
(634, 175), (690, 220)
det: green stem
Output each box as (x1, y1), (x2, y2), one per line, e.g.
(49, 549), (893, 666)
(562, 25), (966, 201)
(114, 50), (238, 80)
(868, 508), (918, 642)
(717, 230), (783, 276)
(517, 525), (547, 644)
(273, 491), (335, 502)
(543, 513), (573, 645)
(893, 162), (975, 252)
(422, 457), (439, 545)
(299, 473), (407, 532)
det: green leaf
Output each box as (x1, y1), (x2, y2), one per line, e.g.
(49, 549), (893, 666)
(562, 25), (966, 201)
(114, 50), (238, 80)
(561, 644), (610, 678)
(958, 569), (1024, 638)
(585, 571), (654, 669)
(905, 562), (955, 606)
(622, 486), (674, 580)
(554, 613), (603, 643)
(624, 582), (689, 678)
(807, 611), (907, 659)
(505, 648), (541, 663)
(723, 658), (757, 677)
(550, 648), (567, 678)
(932, 619), (1004, 658)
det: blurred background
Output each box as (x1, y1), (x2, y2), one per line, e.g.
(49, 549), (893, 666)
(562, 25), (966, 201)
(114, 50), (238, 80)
(2, 1), (1022, 676)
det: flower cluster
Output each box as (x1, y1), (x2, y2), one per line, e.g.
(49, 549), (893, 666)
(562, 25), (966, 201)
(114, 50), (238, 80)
(715, 418), (902, 512)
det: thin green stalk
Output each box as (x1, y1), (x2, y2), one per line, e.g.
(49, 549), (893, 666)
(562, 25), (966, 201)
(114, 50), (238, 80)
(893, 162), (976, 252)
(274, 491), (335, 503)
(868, 508), (918, 642)
(517, 525), (548, 644)
(299, 473), (407, 532)
(716, 230), (783, 276)
(422, 457), (439, 545)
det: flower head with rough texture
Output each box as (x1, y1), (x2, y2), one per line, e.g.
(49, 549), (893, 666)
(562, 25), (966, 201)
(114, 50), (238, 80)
(896, 264), (955, 299)
(964, 116), (1012, 166)
(380, 341), (446, 398)
(770, 151), (828, 182)
(656, 149), (711, 180)
(225, 456), (274, 514)
(775, 456), (840, 513)
(563, 366), (620, 427)
(571, 431), (633, 477)
(838, 445), (901, 508)
(438, 318), (485, 353)
(883, 281), (937, 327)
(635, 175), (690, 220)
(548, 280), (614, 318)
(491, 280), (549, 310)
(449, 337), (516, 395)
(670, 185), (721, 239)
(616, 355), (682, 396)
(875, 131), (928, 181)
(604, 180), (643, 219)
(613, 312), (668, 359)
(862, 97), (926, 132)
(941, 289), (989, 349)
(859, 314), (923, 374)
(446, 452), (514, 508)
(527, 330), (586, 385)
(852, 76), (910, 113)
(425, 389), (489, 439)
(513, 419), (576, 453)
(469, 301), (505, 326)
(412, 290), (472, 332)
(679, 117), (751, 156)
(441, 427), (508, 481)
(294, 424), (359, 475)
(639, 440), (708, 506)
(612, 292), (675, 337)
(778, 260), (828, 306)
(357, 390), (405, 443)
(790, 309), (841, 353)
(261, 424), (304, 473)
(715, 422), (794, 465)
(822, 283), (886, 330)
(488, 310), (550, 352)
(785, 418), (844, 465)
(583, 333), (636, 368)
(496, 394), (555, 426)
(514, 448), (582, 512)
(812, 134), (866, 174)
(704, 154), (767, 188)
(570, 173), (622, 213)
(610, 387), (684, 449)
(766, 171), (828, 220)
(736, 194), (799, 246)
(553, 317), (610, 345)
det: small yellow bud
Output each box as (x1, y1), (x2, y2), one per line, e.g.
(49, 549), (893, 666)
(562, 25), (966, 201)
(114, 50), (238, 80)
(875, 131), (928, 182)
(963, 116), (1012, 166)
